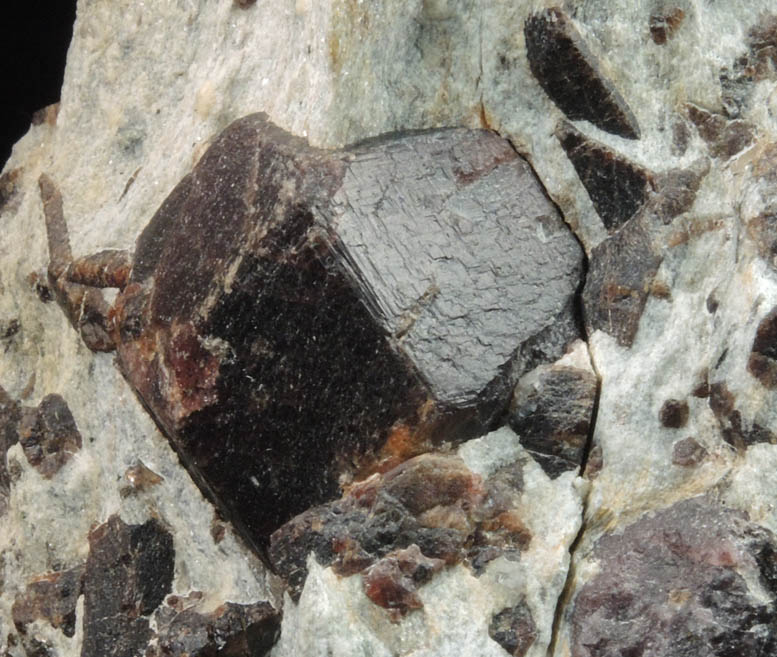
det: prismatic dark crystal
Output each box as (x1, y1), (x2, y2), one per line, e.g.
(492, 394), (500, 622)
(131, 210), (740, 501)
(686, 103), (754, 160)
(489, 600), (538, 657)
(556, 122), (653, 233)
(41, 114), (583, 554)
(81, 515), (174, 657)
(509, 363), (598, 478)
(525, 8), (640, 139)
(582, 217), (661, 347)
(151, 600), (280, 657)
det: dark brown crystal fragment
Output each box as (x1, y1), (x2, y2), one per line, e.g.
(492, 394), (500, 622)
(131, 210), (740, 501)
(362, 545), (444, 615)
(1, 388), (83, 513)
(488, 600), (537, 657)
(749, 307), (777, 389)
(269, 451), (530, 600)
(686, 103), (754, 159)
(650, 162), (707, 222)
(12, 566), (85, 638)
(672, 117), (691, 156)
(707, 378), (777, 449)
(748, 14), (777, 78)
(151, 600), (280, 657)
(659, 398), (689, 428)
(582, 217), (661, 347)
(709, 381), (736, 419)
(571, 496), (777, 657)
(81, 515), (174, 657)
(56, 113), (583, 552)
(525, 8), (640, 139)
(718, 14), (777, 118)
(18, 394), (82, 478)
(557, 122), (652, 233)
(583, 444), (603, 479)
(509, 364), (598, 478)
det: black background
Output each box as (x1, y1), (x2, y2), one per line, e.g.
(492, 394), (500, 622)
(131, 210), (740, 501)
(1, 2), (77, 170)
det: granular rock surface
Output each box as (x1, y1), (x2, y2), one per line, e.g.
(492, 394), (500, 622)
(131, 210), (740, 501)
(2, 1), (777, 656)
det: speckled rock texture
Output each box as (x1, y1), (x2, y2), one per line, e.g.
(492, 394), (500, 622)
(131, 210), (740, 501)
(2, 1), (777, 656)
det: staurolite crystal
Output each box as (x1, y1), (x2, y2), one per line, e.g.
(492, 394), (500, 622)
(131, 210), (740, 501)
(48, 113), (583, 551)
(556, 121), (653, 234)
(524, 7), (641, 139)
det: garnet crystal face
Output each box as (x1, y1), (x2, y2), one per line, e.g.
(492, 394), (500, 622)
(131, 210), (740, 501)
(60, 114), (584, 552)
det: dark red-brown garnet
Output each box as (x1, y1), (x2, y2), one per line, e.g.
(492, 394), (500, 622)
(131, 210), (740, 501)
(48, 114), (584, 554)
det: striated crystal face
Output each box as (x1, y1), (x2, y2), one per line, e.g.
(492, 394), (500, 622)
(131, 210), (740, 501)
(114, 114), (584, 550)
(329, 129), (582, 404)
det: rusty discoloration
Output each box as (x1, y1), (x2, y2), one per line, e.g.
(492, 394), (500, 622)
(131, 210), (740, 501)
(666, 215), (725, 248)
(362, 545), (444, 618)
(28, 270), (54, 303)
(747, 212), (777, 271)
(0, 167), (22, 213)
(30, 103), (59, 127)
(39, 173), (116, 352)
(66, 250), (132, 289)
